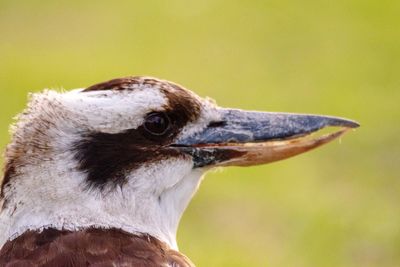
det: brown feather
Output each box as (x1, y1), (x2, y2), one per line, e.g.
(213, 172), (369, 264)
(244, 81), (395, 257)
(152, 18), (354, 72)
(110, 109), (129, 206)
(0, 228), (194, 267)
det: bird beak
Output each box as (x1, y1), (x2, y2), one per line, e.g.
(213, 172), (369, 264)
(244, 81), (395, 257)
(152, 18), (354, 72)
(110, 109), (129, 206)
(173, 108), (359, 168)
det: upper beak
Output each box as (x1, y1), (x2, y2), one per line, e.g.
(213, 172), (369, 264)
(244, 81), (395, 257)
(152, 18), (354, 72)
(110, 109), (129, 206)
(173, 108), (359, 168)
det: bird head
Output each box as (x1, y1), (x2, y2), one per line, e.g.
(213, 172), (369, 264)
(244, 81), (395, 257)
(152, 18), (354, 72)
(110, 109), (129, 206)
(0, 77), (358, 249)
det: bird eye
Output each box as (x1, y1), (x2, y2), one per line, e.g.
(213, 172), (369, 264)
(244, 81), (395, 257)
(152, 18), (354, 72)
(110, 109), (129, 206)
(143, 112), (171, 136)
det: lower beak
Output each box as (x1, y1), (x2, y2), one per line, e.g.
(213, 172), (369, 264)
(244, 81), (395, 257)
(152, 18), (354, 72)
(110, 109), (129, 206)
(173, 108), (359, 168)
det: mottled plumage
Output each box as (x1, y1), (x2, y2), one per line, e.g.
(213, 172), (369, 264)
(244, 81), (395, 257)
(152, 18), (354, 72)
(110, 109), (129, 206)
(0, 228), (193, 267)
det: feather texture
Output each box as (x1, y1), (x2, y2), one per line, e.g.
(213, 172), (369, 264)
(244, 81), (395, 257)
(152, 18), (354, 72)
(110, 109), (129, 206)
(0, 228), (194, 267)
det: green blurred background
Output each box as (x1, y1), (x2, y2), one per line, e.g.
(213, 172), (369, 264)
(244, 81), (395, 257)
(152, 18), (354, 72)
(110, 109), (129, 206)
(0, 1), (399, 266)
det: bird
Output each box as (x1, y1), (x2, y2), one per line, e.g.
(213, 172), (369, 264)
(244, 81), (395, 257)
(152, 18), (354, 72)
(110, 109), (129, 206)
(0, 76), (358, 266)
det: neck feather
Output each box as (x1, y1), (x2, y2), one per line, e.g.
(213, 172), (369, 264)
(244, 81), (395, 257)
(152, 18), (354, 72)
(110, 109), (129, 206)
(0, 160), (205, 250)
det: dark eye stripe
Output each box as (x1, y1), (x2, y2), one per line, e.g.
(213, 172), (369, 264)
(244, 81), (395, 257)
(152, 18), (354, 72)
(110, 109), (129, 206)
(72, 77), (203, 190)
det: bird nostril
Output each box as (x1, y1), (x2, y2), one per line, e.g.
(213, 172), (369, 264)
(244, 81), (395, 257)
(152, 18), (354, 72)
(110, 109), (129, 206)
(207, 121), (227, 128)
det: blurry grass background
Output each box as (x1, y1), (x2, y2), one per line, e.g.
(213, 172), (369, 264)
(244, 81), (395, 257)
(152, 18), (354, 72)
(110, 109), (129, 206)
(0, 0), (399, 266)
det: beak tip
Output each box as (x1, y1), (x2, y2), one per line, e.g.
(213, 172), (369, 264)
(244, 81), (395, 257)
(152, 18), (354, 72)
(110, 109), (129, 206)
(343, 120), (360, 129)
(324, 116), (360, 129)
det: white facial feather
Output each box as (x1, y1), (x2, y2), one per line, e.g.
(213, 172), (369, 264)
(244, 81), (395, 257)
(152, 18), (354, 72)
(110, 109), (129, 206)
(0, 82), (218, 250)
(176, 97), (221, 140)
(63, 86), (168, 133)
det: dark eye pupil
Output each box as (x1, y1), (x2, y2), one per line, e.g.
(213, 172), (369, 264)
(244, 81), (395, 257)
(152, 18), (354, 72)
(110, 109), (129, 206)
(144, 113), (170, 135)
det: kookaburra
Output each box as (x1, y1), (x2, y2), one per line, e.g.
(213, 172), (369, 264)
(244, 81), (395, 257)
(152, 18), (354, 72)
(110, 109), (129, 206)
(0, 77), (358, 266)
